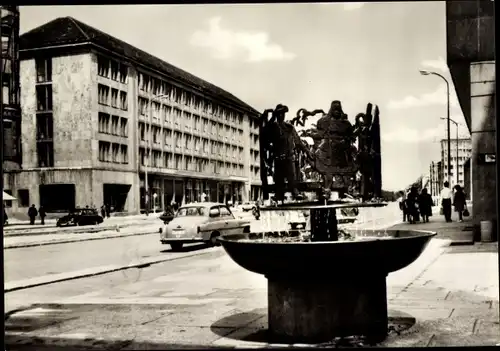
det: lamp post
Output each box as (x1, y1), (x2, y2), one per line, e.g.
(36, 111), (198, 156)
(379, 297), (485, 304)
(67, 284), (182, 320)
(441, 117), (460, 187)
(145, 93), (168, 215)
(420, 70), (451, 184)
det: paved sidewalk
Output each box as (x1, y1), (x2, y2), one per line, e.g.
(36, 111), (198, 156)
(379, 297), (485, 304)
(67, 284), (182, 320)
(3, 214), (160, 234)
(4, 218), (499, 348)
(3, 223), (160, 249)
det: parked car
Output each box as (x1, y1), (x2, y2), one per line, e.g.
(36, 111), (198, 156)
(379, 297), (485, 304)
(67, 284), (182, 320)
(56, 208), (104, 227)
(159, 202), (251, 251)
(241, 202), (256, 212)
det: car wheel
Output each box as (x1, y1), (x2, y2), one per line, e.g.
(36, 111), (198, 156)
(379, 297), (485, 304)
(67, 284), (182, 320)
(170, 243), (183, 251)
(209, 232), (221, 247)
(243, 226), (251, 234)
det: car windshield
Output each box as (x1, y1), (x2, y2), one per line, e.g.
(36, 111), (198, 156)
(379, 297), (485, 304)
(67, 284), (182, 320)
(176, 207), (207, 217)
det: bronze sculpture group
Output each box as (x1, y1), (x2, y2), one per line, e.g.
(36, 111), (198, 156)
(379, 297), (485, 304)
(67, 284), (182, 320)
(260, 100), (382, 203)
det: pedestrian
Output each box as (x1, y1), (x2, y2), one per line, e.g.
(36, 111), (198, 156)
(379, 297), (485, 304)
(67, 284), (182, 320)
(453, 185), (467, 222)
(105, 203), (111, 218)
(28, 204), (38, 225)
(201, 192), (207, 202)
(39, 205), (46, 225)
(398, 191), (407, 222)
(406, 187), (419, 224)
(440, 181), (453, 222)
(4, 206), (8, 225)
(418, 188), (433, 223)
(100, 204), (106, 219)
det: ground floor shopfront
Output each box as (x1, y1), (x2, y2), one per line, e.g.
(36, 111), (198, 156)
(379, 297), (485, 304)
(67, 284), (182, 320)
(3, 168), (261, 217)
(139, 173), (261, 212)
(3, 168), (139, 216)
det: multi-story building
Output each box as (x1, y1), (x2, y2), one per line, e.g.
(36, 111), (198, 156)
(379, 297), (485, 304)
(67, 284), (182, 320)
(439, 137), (471, 188)
(1, 6), (22, 172)
(429, 160), (443, 198)
(3, 17), (262, 215)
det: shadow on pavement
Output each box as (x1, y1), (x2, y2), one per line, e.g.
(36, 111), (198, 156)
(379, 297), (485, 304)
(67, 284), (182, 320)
(160, 243), (212, 253)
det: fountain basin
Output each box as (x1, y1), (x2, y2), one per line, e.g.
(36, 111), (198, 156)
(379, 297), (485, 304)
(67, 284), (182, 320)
(218, 229), (436, 343)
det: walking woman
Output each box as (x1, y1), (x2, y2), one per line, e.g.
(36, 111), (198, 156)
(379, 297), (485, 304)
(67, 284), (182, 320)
(418, 188), (433, 223)
(453, 185), (467, 222)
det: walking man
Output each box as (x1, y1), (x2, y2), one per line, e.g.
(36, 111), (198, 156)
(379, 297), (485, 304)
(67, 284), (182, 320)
(440, 181), (453, 223)
(39, 205), (46, 225)
(100, 204), (106, 219)
(28, 204), (38, 225)
(453, 185), (466, 222)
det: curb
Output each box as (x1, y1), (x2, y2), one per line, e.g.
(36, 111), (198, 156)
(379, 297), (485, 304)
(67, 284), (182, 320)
(4, 230), (159, 250)
(4, 249), (212, 292)
(3, 221), (156, 237)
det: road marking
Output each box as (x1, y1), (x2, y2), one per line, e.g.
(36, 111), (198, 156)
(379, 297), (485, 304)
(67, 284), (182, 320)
(4, 250), (212, 293)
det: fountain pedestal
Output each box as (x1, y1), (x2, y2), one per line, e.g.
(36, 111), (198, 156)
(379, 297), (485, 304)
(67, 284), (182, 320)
(268, 273), (388, 343)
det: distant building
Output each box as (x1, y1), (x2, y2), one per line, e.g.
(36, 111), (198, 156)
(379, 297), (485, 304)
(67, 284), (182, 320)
(439, 137), (472, 190)
(3, 17), (262, 216)
(429, 160), (443, 198)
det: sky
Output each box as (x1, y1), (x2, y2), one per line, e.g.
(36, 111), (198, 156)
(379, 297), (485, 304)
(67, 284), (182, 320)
(19, 2), (470, 191)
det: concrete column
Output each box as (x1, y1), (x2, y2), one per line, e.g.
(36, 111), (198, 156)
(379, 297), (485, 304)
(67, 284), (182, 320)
(161, 177), (165, 211)
(469, 62), (496, 240)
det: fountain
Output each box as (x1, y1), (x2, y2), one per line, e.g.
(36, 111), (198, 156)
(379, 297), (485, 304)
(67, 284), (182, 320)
(219, 101), (436, 344)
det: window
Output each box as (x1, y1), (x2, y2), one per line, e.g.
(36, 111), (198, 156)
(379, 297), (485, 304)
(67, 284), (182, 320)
(98, 113), (110, 134)
(175, 132), (182, 148)
(184, 156), (191, 171)
(36, 58), (52, 83)
(120, 118), (128, 137)
(36, 85), (53, 111)
(98, 84), (110, 105)
(164, 129), (172, 148)
(153, 102), (160, 121)
(111, 115), (119, 135)
(163, 106), (172, 124)
(111, 88), (119, 108)
(153, 126), (160, 144)
(110, 61), (119, 81)
(119, 64), (128, 84)
(97, 56), (110, 78)
(17, 189), (30, 207)
(139, 122), (145, 141)
(120, 145), (128, 164)
(112, 143), (119, 162)
(98, 141), (111, 162)
(175, 154), (182, 169)
(36, 113), (53, 141)
(138, 97), (148, 115)
(185, 135), (191, 150)
(152, 78), (160, 95)
(139, 73), (150, 92)
(37, 142), (54, 167)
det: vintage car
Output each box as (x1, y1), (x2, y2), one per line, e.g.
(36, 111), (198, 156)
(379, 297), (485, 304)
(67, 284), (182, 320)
(241, 202), (257, 212)
(56, 208), (104, 227)
(159, 202), (251, 251)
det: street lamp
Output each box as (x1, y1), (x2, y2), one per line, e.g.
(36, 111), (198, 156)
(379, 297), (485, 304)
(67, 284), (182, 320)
(420, 69), (451, 184)
(145, 93), (168, 215)
(441, 117), (460, 187)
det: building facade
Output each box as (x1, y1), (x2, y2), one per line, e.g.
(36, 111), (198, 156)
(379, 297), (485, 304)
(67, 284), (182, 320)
(3, 17), (262, 215)
(446, 0), (495, 239)
(429, 160), (443, 198)
(1, 6), (22, 172)
(439, 137), (472, 189)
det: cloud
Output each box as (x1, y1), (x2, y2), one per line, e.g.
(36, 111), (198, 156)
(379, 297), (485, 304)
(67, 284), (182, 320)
(190, 17), (296, 63)
(386, 84), (461, 110)
(343, 2), (365, 11)
(421, 56), (448, 73)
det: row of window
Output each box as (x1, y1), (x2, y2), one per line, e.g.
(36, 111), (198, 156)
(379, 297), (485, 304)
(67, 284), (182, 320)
(98, 113), (128, 137)
(138, 122), (246, 151)
(98, 84), (128, 110)
(98, 141), (129, 164)
(138, 123), (246, 159)
(137, 71), (245, 126)
(97, 56), (128, 84)
(137, 99), (249, 143)
(139, 148), (246, 177)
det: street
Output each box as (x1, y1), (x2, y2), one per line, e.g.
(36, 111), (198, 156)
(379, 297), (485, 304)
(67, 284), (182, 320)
(4, 203), (403, 284)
